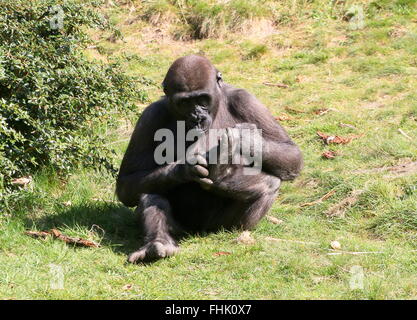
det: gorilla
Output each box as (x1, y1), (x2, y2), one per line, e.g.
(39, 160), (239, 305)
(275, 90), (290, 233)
(116, 55), (303, 263)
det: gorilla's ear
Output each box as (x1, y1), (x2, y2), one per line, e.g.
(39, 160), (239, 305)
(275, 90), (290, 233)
(216, 71), (223, 87)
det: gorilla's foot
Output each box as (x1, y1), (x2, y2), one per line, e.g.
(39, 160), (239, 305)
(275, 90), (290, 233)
(127, 239), (179, 263)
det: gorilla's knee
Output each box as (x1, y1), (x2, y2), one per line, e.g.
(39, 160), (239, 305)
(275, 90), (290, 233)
(138, 194), (171, 214)
(266, 176), (281, 195)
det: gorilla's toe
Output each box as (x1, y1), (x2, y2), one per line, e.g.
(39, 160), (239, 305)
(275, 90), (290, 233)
(128, 240), (179, 263)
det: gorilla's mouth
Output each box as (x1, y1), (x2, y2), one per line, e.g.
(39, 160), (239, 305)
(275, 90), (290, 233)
(185, 113), (211, 131)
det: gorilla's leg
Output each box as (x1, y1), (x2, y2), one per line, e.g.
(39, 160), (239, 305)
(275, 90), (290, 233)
(128, 194), (180, 263)
(232, 187), (278, 229)
(210, 173), (281, 230)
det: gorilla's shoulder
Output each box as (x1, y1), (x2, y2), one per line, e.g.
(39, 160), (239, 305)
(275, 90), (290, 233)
(139, 98), (170, 120)
(144, 97), (169, 114)
(223, 85), (259, 110)
(135, 98), (171, 130)
(223, 84), (245, 95)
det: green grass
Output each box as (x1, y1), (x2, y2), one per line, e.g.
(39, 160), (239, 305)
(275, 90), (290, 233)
(1, 0), (417, 299)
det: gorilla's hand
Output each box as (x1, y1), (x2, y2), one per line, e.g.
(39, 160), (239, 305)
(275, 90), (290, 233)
(217, 123), (263, 166)
(176, 154), (213, 189)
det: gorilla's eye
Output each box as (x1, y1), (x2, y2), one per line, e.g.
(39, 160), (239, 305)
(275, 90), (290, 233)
(196, 94), (211, 107)
(196, 97), (207, 107)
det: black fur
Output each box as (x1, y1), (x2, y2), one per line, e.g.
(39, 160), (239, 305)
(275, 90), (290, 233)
(116, 55), (303, 263)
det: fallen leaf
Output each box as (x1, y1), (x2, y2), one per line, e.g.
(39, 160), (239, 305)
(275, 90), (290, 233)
(295, 75), (309, 83)
(5, 252), (17, 257)
(313, 108), (330, 116)
(11, 176), (32, 186)
(275, 113), (293, 121)
(213, 251), (231, 256)
(62, 201), (72, 207)
(330, 241), (342, 250)
(317, 131), (362, 145)
(236, 231), (255, 245)
(266, 216), (284, 224)
(327, 35), (348, 47)
(122, 284), (133, 290)
(322, 150), (338, 159)
(204, 289), (220, 296)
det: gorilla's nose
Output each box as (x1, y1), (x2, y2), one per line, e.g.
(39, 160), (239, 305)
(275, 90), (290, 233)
(189, 112), (206, 122)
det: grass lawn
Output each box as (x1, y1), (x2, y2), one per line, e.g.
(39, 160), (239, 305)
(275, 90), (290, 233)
(1, 0), (416, 299)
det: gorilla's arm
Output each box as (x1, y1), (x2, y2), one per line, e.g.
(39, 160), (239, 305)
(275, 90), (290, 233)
(116, 102), (182, 207)
(227, 87), (303, 180)
(116, 101), (212, 207)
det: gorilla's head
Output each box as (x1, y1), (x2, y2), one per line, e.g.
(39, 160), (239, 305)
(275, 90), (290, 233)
(162, 55), (223, 132)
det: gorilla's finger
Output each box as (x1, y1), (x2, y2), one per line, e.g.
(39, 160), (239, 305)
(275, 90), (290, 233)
(195, 154), (208, 167)
(127, 250), (145, 263)
(198, 178), (213, 190)
(192, 164), (209, 177)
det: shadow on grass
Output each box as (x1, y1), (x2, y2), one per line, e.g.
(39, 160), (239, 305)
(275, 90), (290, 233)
(24, 201), (143, 256)
(23, 200), (220, 264)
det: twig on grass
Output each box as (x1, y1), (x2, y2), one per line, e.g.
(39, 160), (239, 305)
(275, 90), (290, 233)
(265, 236), (319, 245)
(285, 106), (306, 114)
(326, 190), (363, 217)
(264, 237), (417, 256)
(25, 229), (100, 248)
(327, 250), (384, 256)
(339, 123), (357, 130)
(300, 189), (336, 207)
(263, 82), (289, 88)
(398, 128), (413, 141)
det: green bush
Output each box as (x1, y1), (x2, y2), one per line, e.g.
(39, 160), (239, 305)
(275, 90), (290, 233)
(0, 0), (147, 192)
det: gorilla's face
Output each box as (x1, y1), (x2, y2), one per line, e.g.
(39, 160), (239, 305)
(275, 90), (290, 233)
(162, 55), (222, 132)
(169, 91), (213, 131)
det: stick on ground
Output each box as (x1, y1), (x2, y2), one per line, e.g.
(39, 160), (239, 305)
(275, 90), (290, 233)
(25, 229), (100, 248)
